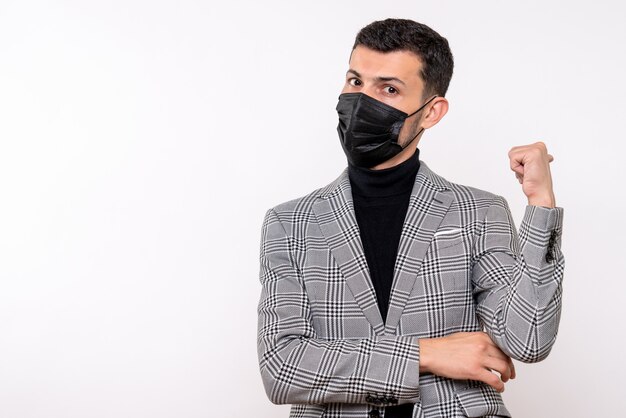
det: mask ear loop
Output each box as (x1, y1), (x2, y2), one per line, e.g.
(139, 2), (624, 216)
(406, 94), (438, 118)
(400, 95), (439, 149)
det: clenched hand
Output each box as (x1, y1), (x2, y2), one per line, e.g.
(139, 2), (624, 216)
(508, 141), (556, 208)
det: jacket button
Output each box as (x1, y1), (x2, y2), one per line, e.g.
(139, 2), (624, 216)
(369, 410), (380, 418)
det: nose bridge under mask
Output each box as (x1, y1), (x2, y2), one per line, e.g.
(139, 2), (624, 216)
(341, 92), (408, 118)
(338, 92), (437, 122)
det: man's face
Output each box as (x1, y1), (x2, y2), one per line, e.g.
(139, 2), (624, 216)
(341, 45), (430, 148)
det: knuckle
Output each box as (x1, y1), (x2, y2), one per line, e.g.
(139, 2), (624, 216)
(490, 375), (502, 389)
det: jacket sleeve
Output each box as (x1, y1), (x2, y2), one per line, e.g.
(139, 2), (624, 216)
(257, 208), (421, 406)
(471, 195), (565, 363)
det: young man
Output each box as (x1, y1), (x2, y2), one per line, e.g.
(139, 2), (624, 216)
(257, 18), (564, 418)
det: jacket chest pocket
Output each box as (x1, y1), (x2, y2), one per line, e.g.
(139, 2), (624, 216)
(422, 228), (473, 292)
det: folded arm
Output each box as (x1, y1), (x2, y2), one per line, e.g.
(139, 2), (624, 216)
(257, 208), (421, 406)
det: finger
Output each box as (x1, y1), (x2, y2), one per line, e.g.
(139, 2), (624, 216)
(487, 347), (516, 380)
(507, 145), (528, 158)
(476, 368), (505, 393)
(484, 344), (514, 366)
(515, 172), (523, 184)
(510, 158), (525, 175)
(484, 357), (512, 382)
(509, 358), (516, 379)
(547, 154), (554, 162)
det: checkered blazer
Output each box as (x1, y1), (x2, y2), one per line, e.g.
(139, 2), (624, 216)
(257, 160), (564, 418)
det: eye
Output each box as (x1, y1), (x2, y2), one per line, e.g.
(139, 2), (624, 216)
(383, 85), (399, 95)
(348, 78), (362, 87)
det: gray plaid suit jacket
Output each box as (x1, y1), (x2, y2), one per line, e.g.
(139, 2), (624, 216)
(257, 160), (564, 418)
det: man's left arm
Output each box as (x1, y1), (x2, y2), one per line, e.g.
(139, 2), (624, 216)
(471, 142), (565, 363)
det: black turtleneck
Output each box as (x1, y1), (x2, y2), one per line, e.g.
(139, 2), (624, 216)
(348, 149), (420, 418)
(348, 148), (420, 323)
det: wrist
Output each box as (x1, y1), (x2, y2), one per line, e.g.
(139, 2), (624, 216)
(528, 192), (556, 208)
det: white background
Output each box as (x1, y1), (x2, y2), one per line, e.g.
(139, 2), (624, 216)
(1, 1), (624, 417)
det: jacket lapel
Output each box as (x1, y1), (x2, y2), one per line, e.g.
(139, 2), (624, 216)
(312, 168), (386, 335)
(383, 162), (454, 334)
(312, 160), (454, 336)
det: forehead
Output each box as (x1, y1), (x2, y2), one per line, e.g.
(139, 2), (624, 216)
(348, 45), (424, 86)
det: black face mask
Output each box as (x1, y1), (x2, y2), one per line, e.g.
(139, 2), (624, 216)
(336, 92), (438, 168)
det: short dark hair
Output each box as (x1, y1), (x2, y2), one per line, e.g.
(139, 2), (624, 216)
(352, 18), (454, 98)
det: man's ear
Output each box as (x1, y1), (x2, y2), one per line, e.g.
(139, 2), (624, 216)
(421, 97), (449, 129)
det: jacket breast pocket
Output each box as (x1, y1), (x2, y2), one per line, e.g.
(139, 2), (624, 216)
(423, 226), (473, 292)
(455, 385), (512, 417)
(429, 226), (470, 250)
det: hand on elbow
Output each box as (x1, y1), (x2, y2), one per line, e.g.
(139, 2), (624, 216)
(419, 331), (516, 393)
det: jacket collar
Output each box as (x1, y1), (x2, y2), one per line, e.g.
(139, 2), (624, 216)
(317, 160), (452, 200)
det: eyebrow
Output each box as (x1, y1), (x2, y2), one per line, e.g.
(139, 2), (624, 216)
(346, 69), (406, 86)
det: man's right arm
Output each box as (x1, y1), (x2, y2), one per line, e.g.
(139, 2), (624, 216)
(257, 208), (422, 406)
